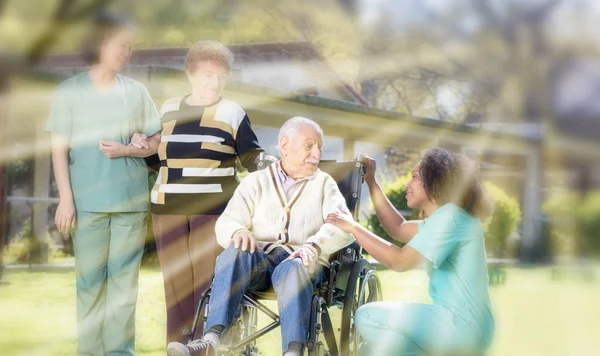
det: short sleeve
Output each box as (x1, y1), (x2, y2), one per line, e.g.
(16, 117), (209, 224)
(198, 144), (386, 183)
(407, 206), (460, 268)
(139, 84), (161, 136)
(46, 83), (73, 138)
(235, 115), (264, 171)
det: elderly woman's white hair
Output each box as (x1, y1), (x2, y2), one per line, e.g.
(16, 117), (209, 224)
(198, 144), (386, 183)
(277, 117), (323, 154)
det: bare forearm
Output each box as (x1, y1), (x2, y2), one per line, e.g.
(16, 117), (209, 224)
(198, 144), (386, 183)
(50, 144), (73, 202)
(367, 178), (408, 239)
(125, 132), (160, 157)
(349, 223), (407, 271)
(351, 222), (425, 272)
(124, 146), (155, 158)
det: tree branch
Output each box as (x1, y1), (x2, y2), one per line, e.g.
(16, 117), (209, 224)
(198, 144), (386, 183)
(25, 0), (114, 66)
(391, 81), (414, 115)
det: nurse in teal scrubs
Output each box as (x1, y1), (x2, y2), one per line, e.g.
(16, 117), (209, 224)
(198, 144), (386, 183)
(46, 13), (161, 356)
(327, 147), (495, 356)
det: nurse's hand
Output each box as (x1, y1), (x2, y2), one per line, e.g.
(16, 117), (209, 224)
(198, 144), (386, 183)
(129, 133), (149, 149)
(359, 154), (377, 184)
(99, 141), (127, 158)
(325, 211), (359, 234)
(55, 199), (75, 235)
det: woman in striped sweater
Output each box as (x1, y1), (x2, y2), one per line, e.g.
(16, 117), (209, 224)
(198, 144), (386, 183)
(131, 41), (272, 345)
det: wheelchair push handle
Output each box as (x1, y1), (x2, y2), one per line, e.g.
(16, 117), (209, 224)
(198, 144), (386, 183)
(257, 152), (265, 169)
(355, 153), (367, 179)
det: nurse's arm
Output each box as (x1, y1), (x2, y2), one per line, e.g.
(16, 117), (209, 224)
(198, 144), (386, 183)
(350, 223), (426, 272)
(366, 178), (420, 243)
(50, 134), (73, 201)
(50, 133), (76, 234)
(124, 132), (160, 157)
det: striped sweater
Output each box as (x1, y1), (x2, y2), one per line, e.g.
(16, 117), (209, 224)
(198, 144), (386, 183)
(215, 162), (355, 266)
(149, 95), (264, 215)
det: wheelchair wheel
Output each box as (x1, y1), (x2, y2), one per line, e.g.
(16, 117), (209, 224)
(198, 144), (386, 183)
(221, 304), (259, 356)
(308, 295), (336, 356)
(340, 259), (382, 356)
(240, 305), (259, 356)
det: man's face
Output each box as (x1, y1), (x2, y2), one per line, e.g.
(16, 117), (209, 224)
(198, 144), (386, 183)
(280, 124), (323, 178)
(186, 60), (229, 103)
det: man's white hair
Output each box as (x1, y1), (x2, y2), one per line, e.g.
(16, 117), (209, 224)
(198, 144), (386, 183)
(278, 117), (323, 154)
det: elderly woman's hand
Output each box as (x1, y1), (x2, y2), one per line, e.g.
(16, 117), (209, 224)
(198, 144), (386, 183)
(325, 211), (359, 234)
(129, 132), (149, 149)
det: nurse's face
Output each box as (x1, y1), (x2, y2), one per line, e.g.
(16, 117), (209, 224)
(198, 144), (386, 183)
(405, 163), (430, 209)
(98, 28), (134, 72)
(186, 60), (229, 104)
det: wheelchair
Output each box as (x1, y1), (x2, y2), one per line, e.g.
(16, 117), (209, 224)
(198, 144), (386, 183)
(189, 159), (382, 356)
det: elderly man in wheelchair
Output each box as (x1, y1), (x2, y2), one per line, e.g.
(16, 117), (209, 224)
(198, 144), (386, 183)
(167, 116), (364, 356)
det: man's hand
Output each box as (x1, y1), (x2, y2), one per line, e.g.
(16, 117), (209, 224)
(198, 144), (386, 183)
(55, 199), (75, 235)
(129, 132), (149, 149)
(228, 230), (257, 253)
(99, 141), (127, 158)
(286, 246), (317, 274)
(325, 211), (359, 234)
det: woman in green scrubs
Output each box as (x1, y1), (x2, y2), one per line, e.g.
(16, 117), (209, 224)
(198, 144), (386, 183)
(327, 147), (495, 356)
(46, 13), (161, 356)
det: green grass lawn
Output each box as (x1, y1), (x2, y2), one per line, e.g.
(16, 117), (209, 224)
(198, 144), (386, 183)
(0, 265), (598, 356)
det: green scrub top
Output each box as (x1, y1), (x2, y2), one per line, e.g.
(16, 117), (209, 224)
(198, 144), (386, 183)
(46, 72), (161, 212)
(408, 203), (495, 345)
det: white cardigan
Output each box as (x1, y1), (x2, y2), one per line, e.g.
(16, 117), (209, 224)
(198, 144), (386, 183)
(215, 163), (355, 266)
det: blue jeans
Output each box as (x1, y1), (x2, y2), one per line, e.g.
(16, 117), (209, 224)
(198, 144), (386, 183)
(205, 245), (327, 353)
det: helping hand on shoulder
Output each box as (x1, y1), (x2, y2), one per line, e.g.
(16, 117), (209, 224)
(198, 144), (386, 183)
(325, 210), (359, 234)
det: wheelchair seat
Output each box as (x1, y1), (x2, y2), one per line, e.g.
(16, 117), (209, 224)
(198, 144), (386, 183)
(248, 289), (278, 300)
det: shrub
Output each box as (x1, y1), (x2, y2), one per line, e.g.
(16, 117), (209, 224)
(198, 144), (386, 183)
(576, 193), (600, 258)
(543, 191), (579, 257)
(482, 182), (521, 258)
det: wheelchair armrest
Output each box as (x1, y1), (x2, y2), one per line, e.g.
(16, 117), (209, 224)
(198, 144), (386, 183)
(324, 260), (342, 305)
(325, 242), (363, 302)
(336, 241), (362, 264)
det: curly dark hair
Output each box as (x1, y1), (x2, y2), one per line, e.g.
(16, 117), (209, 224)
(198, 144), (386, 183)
(418, 146), (494, 220)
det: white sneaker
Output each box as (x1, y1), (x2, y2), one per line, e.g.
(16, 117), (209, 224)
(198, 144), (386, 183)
(167, 339), (216, 356)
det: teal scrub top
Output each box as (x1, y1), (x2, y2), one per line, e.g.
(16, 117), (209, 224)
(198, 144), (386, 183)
(408, 203), (495, 344)
(46, 72), (161, 213)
